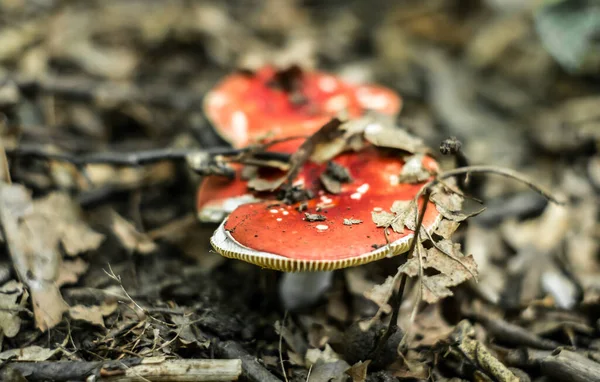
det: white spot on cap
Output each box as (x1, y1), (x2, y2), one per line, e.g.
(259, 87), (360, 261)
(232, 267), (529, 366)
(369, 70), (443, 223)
(319, 76), (338, 93)
(389, 174), (399, 185)
(208, 92), (228, 109)
(231, 111), (248, 142)
(293, 177), (305, 188)
(276, 218), (283, 222)
(373, 207), (383, 212)
(316, 224), (329, 231)
(357, 183), (370, 194)
(357, 88), (389, 110)
(350, 193), (361, 200)
(282, 211), (289, 216)
(320, 196), (333, 204)
(325, 95), (348, 112)
(270, 209), (279, 214)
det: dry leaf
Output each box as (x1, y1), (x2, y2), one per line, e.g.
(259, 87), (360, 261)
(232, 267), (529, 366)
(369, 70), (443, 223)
(430, 185), (484, 222)
(56, 258), (89, 287)
(0, 280), (26, 338)
(362, 275), (394, 314)
(371, 210), (404, 233)
(33, 192), (105, 256)
(305, 213), (326, 222)
(69, 302), (118, 327)
(305, 344), (343, 366)
(345, 360), (370, 382)
(364, 121), (428, 154)
(0, 345), (59, 361)
(247, 175), (286, 192)
(397, 154), (431, 183)
(307, 359), (351, 382)
(0, 184), (69, 332)
(399, 240), (478, 303)
(110, 210), (157, 254)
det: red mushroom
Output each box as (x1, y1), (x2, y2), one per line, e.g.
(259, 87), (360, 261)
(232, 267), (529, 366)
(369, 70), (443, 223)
(209, 144), (441, 309)
(203, 65), (402, 148)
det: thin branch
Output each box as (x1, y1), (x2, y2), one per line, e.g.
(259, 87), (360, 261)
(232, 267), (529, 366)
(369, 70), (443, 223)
(431, 166), (565, 205)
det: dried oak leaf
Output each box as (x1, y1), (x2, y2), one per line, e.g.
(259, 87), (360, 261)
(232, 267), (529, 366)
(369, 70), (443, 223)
(371, 200), (416, 234)
(399, 240), (478, 304)
(371, 210), (404, 233)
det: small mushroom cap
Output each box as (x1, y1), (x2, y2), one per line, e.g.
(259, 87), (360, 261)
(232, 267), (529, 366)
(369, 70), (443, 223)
(203, 65), (402, 148)
(210, 147), (441, 272)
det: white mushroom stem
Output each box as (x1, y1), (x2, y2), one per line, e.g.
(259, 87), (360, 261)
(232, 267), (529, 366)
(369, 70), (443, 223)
(278, 271), (334, 311)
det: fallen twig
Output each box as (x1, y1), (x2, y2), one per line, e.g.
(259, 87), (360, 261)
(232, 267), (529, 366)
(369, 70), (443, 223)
(0, 357), (242, 381)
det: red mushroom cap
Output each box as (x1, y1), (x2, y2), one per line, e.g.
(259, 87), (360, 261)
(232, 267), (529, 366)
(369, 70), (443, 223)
(210, 145), (441, 271)
(203, 65), (402, 148)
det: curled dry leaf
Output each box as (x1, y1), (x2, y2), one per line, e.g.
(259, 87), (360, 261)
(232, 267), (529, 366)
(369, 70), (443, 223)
(399, 240), (478, 304)
(247, 175), (286, 192)
(0, 184), (69, 332)
(363, 119), (429, 154)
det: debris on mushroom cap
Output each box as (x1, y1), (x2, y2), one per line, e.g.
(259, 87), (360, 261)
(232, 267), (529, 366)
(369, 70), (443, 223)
(210, 146), (442, 272)
(203, 65), (402, 148)
(196, 138), (307, 223)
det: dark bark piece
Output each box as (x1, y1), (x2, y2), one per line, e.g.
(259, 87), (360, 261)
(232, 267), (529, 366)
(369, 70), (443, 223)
(541, 349), (600, 382)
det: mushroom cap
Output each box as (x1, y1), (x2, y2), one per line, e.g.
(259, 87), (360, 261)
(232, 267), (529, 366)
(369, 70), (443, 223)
(203, 65), (402, 148)
(196, 138), (305, 222)
(210, 146), (441, 272)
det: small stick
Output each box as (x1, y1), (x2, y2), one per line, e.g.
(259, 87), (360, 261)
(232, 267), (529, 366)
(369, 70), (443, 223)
(5, 143), (293, 169)
(0, 358), (242, 381)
